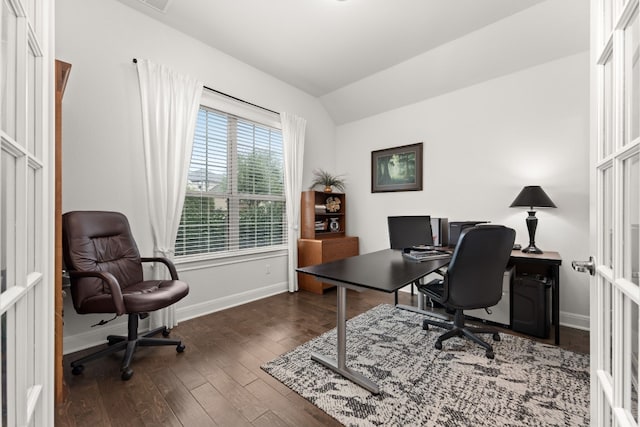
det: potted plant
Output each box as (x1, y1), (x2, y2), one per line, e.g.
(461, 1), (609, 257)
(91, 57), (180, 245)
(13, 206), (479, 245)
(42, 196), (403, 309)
(309, 169), (346, 193)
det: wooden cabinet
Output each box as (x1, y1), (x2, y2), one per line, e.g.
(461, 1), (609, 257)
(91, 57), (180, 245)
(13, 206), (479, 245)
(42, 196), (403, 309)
(298, 237), (359, 293)
(297, 191), (359, 293)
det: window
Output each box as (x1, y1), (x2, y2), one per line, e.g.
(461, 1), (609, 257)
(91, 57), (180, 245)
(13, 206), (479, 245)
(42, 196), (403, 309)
(175, 94), (285, 257)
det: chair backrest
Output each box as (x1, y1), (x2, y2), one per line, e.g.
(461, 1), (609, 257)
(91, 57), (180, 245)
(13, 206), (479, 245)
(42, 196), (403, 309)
(443, 225), (515, 310)
(62, 211), (143, 310)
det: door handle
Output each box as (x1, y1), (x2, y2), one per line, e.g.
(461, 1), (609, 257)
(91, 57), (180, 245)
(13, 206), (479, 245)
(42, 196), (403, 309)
(572, 256), (595, 276)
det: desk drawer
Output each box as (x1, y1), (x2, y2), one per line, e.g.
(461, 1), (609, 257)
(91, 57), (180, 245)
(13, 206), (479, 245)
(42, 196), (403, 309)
(321, 237), (359, 263)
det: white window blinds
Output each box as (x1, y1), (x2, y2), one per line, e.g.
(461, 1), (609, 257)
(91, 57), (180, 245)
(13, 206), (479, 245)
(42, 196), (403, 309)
(175, 101), (285, 257)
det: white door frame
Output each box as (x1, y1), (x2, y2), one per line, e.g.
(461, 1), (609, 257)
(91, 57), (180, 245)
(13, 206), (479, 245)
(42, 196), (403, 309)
(590, 0), (640, 425)
(1, 0), (54, 425)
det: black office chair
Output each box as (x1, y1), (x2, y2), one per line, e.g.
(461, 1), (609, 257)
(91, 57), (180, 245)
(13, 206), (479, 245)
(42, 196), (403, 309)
(418, 225), (515, 359)
(62, 211), (189, 380)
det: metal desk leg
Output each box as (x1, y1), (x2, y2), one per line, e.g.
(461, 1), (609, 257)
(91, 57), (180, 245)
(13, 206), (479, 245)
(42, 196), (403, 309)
(311, 286), (380, 395)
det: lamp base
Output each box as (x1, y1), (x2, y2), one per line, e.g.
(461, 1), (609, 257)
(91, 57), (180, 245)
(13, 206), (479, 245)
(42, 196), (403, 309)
(521, 244), (543, 254)
(522, 210), (543, 254)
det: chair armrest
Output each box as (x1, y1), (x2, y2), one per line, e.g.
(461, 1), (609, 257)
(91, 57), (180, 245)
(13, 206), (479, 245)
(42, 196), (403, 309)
(435, 267), (447, 277)
(67, 270), (126, 315)
(140, 257), (179, 280)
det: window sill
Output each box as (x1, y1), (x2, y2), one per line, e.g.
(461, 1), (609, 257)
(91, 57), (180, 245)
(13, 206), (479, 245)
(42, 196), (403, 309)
(174, 245), (288, 269)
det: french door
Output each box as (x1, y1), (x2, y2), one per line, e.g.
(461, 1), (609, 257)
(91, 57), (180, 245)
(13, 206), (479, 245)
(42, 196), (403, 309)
(1, 0), (54, 426)
(590, 0), (640, 425)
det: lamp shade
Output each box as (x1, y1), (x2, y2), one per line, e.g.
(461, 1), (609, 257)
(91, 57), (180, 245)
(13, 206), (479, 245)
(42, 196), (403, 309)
(510, 186), (557, 209)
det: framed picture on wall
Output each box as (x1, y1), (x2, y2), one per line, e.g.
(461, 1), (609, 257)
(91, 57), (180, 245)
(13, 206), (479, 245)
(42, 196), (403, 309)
(371, 142), (423, 193)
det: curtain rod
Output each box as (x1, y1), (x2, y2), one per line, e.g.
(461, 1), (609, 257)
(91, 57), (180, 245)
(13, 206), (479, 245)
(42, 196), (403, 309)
(132, 58), (280, 116)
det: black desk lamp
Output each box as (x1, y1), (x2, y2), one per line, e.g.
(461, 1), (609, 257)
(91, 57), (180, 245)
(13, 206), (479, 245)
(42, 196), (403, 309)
(510, 185), (556, 254)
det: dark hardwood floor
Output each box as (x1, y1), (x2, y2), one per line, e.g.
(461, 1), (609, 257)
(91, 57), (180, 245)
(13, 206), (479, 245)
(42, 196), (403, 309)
(55, 289), (589, 426)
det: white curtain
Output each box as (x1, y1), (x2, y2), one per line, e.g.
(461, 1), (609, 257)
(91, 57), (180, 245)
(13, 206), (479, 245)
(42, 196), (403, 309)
(281, 112), (307, 292)
(136, 59), (203, 328)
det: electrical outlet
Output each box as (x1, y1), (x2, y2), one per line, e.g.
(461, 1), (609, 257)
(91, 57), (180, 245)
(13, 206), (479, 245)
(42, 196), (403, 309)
(265, 264), (271, 275)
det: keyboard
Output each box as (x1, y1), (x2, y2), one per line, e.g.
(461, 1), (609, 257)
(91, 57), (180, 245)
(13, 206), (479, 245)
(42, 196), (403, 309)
(402, 250), (451, 262)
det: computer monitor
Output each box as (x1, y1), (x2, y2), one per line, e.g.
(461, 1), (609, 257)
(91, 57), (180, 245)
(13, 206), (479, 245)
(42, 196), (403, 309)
(448, 221), (489, 246)
(387, 216), (434, 250)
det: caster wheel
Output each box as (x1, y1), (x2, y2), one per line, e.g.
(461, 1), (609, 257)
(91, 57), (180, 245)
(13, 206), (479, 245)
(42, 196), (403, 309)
(492, 333), (501, 341)
(162, 328), (170, 338)
(422, 322), (429, 331)
(434, 341), (442, 350)
(71, 365), (84, 375)
(121, 369), (134, 381)
(176, 343), (185, 353)
(486, 351), (495, 360)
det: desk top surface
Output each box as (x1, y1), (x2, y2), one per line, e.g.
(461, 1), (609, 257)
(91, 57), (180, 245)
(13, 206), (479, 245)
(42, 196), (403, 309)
(509, 249), (562, 265)
(296, 248), (450, 293)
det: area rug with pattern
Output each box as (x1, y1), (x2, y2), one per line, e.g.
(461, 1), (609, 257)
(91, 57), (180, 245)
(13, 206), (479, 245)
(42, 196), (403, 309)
(261, 304), (589, 427)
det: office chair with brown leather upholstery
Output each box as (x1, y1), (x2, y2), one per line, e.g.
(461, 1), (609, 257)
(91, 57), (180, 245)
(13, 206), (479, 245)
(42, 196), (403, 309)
(418, 225), (515, 359)
(62, 211), (189, 380)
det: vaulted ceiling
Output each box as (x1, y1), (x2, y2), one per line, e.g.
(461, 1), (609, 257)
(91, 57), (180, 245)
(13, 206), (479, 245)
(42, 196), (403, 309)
(115, 0), (590, 124)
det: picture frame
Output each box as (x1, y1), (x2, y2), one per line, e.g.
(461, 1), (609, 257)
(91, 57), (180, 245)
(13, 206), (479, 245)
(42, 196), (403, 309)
(371, 142), (423, 193)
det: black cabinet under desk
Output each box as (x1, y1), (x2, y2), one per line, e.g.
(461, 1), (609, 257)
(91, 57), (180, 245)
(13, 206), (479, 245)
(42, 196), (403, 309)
(508, 250), (562, 345)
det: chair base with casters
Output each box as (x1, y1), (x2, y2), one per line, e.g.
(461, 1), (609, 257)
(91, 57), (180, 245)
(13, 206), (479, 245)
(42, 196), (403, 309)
(422, 309), (501, 359)
(70, 313), (185, 381)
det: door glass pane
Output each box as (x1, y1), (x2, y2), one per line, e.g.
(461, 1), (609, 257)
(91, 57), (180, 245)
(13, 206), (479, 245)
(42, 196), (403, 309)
(625, 299), (639, 423)
(604, 57), (614, 157)
(27, 167), (36, 273)
(27, 290), (34, 396)
(604, 167), (614, 268)
(603, 0), (613, 42)
(27, 45), (37, 156)
(623, 153), (639, 284)
(1, 308), (14, 427)
(626, 11), (640, 143)
(1, 0), (18, 140)
(1, 150), (16, 291)
(1, 312), (6, 426)
(604, 279), (613, 376)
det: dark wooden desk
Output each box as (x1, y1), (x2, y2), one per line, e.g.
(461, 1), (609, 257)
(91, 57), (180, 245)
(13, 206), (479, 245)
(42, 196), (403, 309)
(509, 250), (562, 345)
(297, 249), (451, 394)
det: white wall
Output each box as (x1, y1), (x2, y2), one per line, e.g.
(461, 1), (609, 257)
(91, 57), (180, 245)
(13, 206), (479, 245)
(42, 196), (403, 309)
(321, 0), (589, 125)
(57, 0), (591, 353)
(56, 0), (336, 353)
(336, 52), (590, 329)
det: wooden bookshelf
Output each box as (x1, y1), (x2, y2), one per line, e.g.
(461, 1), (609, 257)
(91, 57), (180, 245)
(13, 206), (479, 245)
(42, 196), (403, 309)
(298, 191), (358, 293)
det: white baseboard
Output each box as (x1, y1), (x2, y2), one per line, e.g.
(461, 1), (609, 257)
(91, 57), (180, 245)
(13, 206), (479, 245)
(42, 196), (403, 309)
(397, 287), (591, 331)
(176, 282), (288, 323)
(63, 319), (131, 355)
(63, 282), (289, 355)
(559, 311), (590, 331)
(63, 281), (588, 355)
